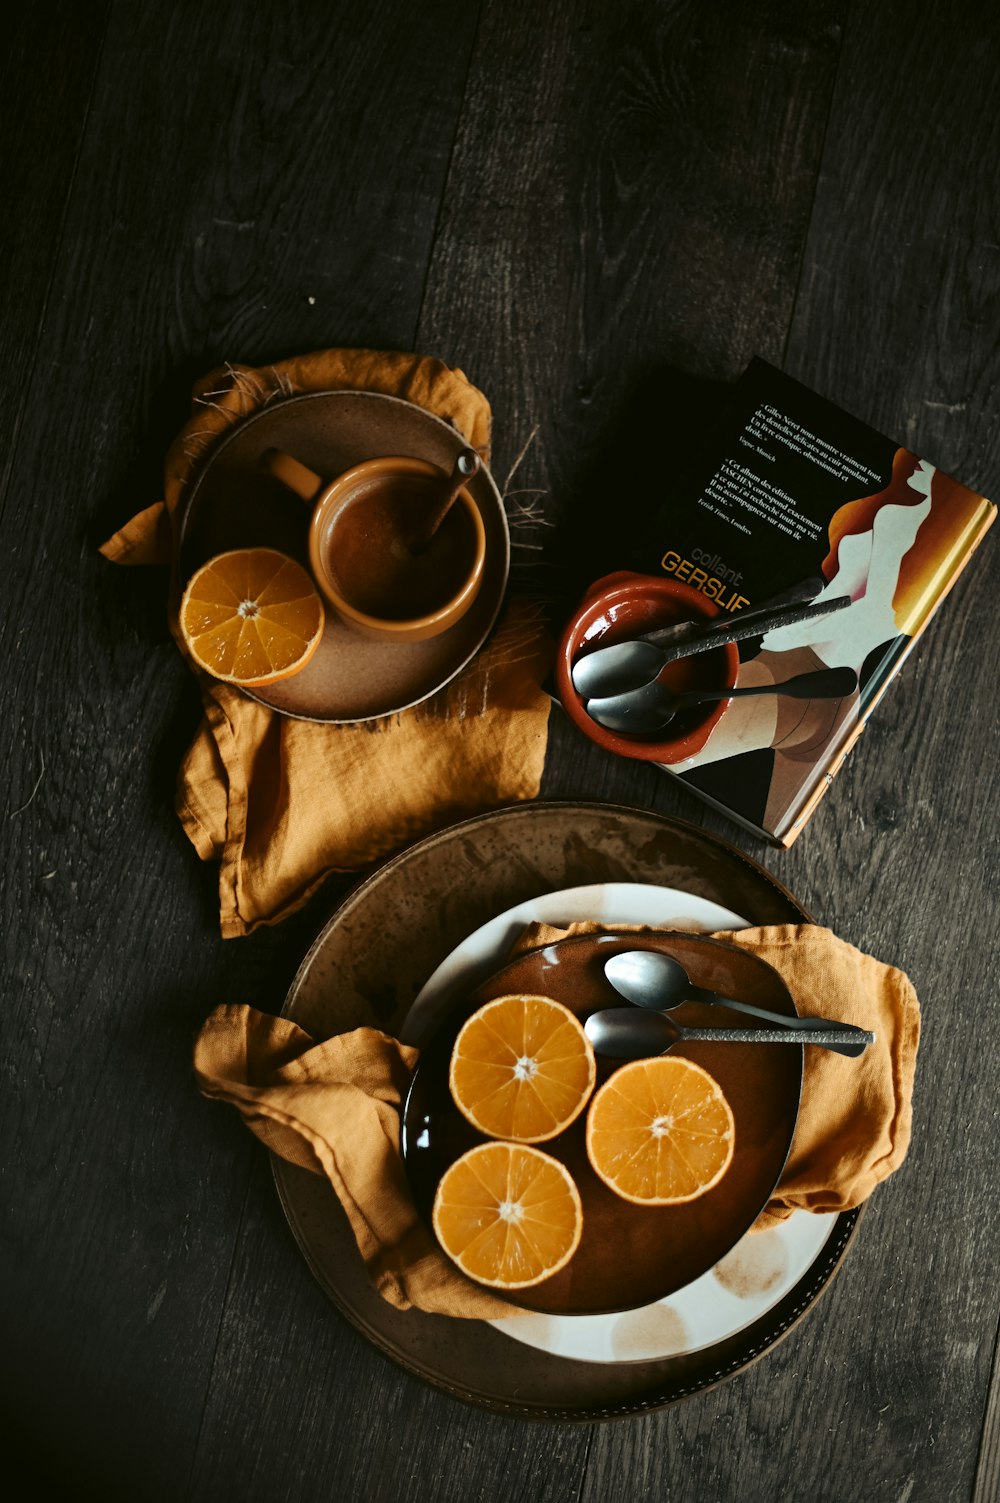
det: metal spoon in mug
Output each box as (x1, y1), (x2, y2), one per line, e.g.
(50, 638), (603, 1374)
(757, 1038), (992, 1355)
(408, 448), (481, 553)
(586, 665), (859, 736)
(585, 1008), (874, 1059)
(570, 587), (849, 700)
(604, 950), (872, 1058)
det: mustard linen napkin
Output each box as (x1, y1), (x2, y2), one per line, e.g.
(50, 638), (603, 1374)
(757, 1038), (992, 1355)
(194, 924), (920, 1319)
(194, 1006), (516, 1320)
(100, 348), (552, 937)
(522, 921), (921, 1231)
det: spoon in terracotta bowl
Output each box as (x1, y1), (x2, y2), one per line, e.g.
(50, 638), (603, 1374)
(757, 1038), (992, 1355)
(586, 665), (858, 736)
(585, 1008), (874, 1059)
(569, 582), (845, 699)
(604, 950), (872, 1058)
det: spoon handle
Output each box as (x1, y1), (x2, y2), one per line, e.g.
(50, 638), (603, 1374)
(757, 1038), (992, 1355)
(642, 575), (825, 648)
(678, 1025), (874, 1049)
(409, 448), (481, 552)
(682, 994), (872, 1057)
(674, 665), (859, 708)
(650, 593), (852, 666)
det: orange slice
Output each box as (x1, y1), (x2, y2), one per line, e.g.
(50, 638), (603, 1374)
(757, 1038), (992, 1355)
(179, 547), (324, 687)
(585, 1057), (735, 1205)
(448, 994), (596, 1143)
(432, 1142), (583, 1289)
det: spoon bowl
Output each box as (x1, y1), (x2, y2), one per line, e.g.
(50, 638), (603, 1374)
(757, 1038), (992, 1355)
(587, 665), (859, 736)
(570, 576), (826, 699)
(585, 1007), (874, 1059)
(570, 584), (849, 700)
(604, 949), (872, 1058)
(571, 637), (671, 699)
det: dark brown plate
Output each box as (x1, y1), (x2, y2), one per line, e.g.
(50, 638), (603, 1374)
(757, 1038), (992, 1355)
(274, 802), (863, 1419)
(176, 390), (510, 722)
(401, 931), (801, 1316)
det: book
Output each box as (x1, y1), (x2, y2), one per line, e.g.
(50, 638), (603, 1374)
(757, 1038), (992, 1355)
(633, 358), (995, 846)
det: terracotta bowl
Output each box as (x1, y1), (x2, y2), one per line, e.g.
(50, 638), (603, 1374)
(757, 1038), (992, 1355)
(555, 571), (740, 764)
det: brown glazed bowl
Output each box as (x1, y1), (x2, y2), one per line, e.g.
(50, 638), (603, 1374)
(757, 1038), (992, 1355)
(401, 930), (801, 1316)
(555, 571), (740, 763)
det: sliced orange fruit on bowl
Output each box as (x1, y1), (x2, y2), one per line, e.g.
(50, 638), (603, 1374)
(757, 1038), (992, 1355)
(179, 547), (324, 687)
(448, 994), (596, 1143)
(585, 1056), (735, 1205)
(432, 1141), (583, 1290)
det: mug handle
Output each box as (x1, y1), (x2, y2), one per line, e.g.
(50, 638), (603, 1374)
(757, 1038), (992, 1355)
(259, 447), (323, 504)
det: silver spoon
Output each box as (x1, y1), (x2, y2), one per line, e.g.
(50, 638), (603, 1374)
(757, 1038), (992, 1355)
(585, 1008), (874, 1059)
(571, 576), (823, 698)
(604, 950), (872, 1058)
(570, 588), (849, 700)
(586, 665), (858, 736)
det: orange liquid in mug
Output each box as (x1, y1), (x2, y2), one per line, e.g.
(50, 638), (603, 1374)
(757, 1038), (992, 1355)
(324, 477), (478, 621)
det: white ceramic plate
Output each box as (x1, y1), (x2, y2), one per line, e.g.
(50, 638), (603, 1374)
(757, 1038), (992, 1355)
(401, 882), (749, 1048)
(401, 880), (837, 1365)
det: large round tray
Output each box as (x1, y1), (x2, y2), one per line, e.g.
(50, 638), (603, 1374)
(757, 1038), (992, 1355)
(273, 801), (861, 1419)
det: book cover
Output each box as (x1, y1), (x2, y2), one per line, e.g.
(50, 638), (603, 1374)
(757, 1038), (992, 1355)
(636, 359), (995, 845)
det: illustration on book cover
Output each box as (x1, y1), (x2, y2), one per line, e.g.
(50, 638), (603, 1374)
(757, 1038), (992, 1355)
(645, 362), (995, 844)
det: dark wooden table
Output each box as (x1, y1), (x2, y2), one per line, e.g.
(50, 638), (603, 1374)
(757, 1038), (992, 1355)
(4, 3), (998, 1498)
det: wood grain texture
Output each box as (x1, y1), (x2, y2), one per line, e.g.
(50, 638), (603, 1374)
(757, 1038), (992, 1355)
(768, 4), (1000, 1498)
(416, 0), (844, 610)
(0, 0), (481, 1496)
(2, 0), (998, 1497)
(185, 1164), (591, 1503)
(976, 1320), (1000, 1503)
(0, 2), (110, 504)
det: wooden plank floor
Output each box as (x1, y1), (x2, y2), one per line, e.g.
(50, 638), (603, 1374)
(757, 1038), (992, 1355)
(2, 2), (997, 1498)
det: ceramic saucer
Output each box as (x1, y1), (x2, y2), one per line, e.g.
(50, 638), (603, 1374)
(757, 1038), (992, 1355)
(176, 390), (510, 722)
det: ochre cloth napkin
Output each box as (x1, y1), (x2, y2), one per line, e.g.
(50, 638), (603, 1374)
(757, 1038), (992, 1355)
(100, 348), (552, 937)
(524, 921), (921, 1232)
(193, 924), (920, 1319)
(194, 1006), (516, 1320)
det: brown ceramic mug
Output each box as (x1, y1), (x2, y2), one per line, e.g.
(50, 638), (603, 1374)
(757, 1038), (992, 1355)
(261, 448), (487, 643)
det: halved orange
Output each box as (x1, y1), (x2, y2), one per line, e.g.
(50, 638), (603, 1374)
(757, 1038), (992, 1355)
(179, 547), (324, 687)
(448, 994), (596, 1143)
(432, 1142), (583, 1290)
(585, 1057), (735, 1205)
